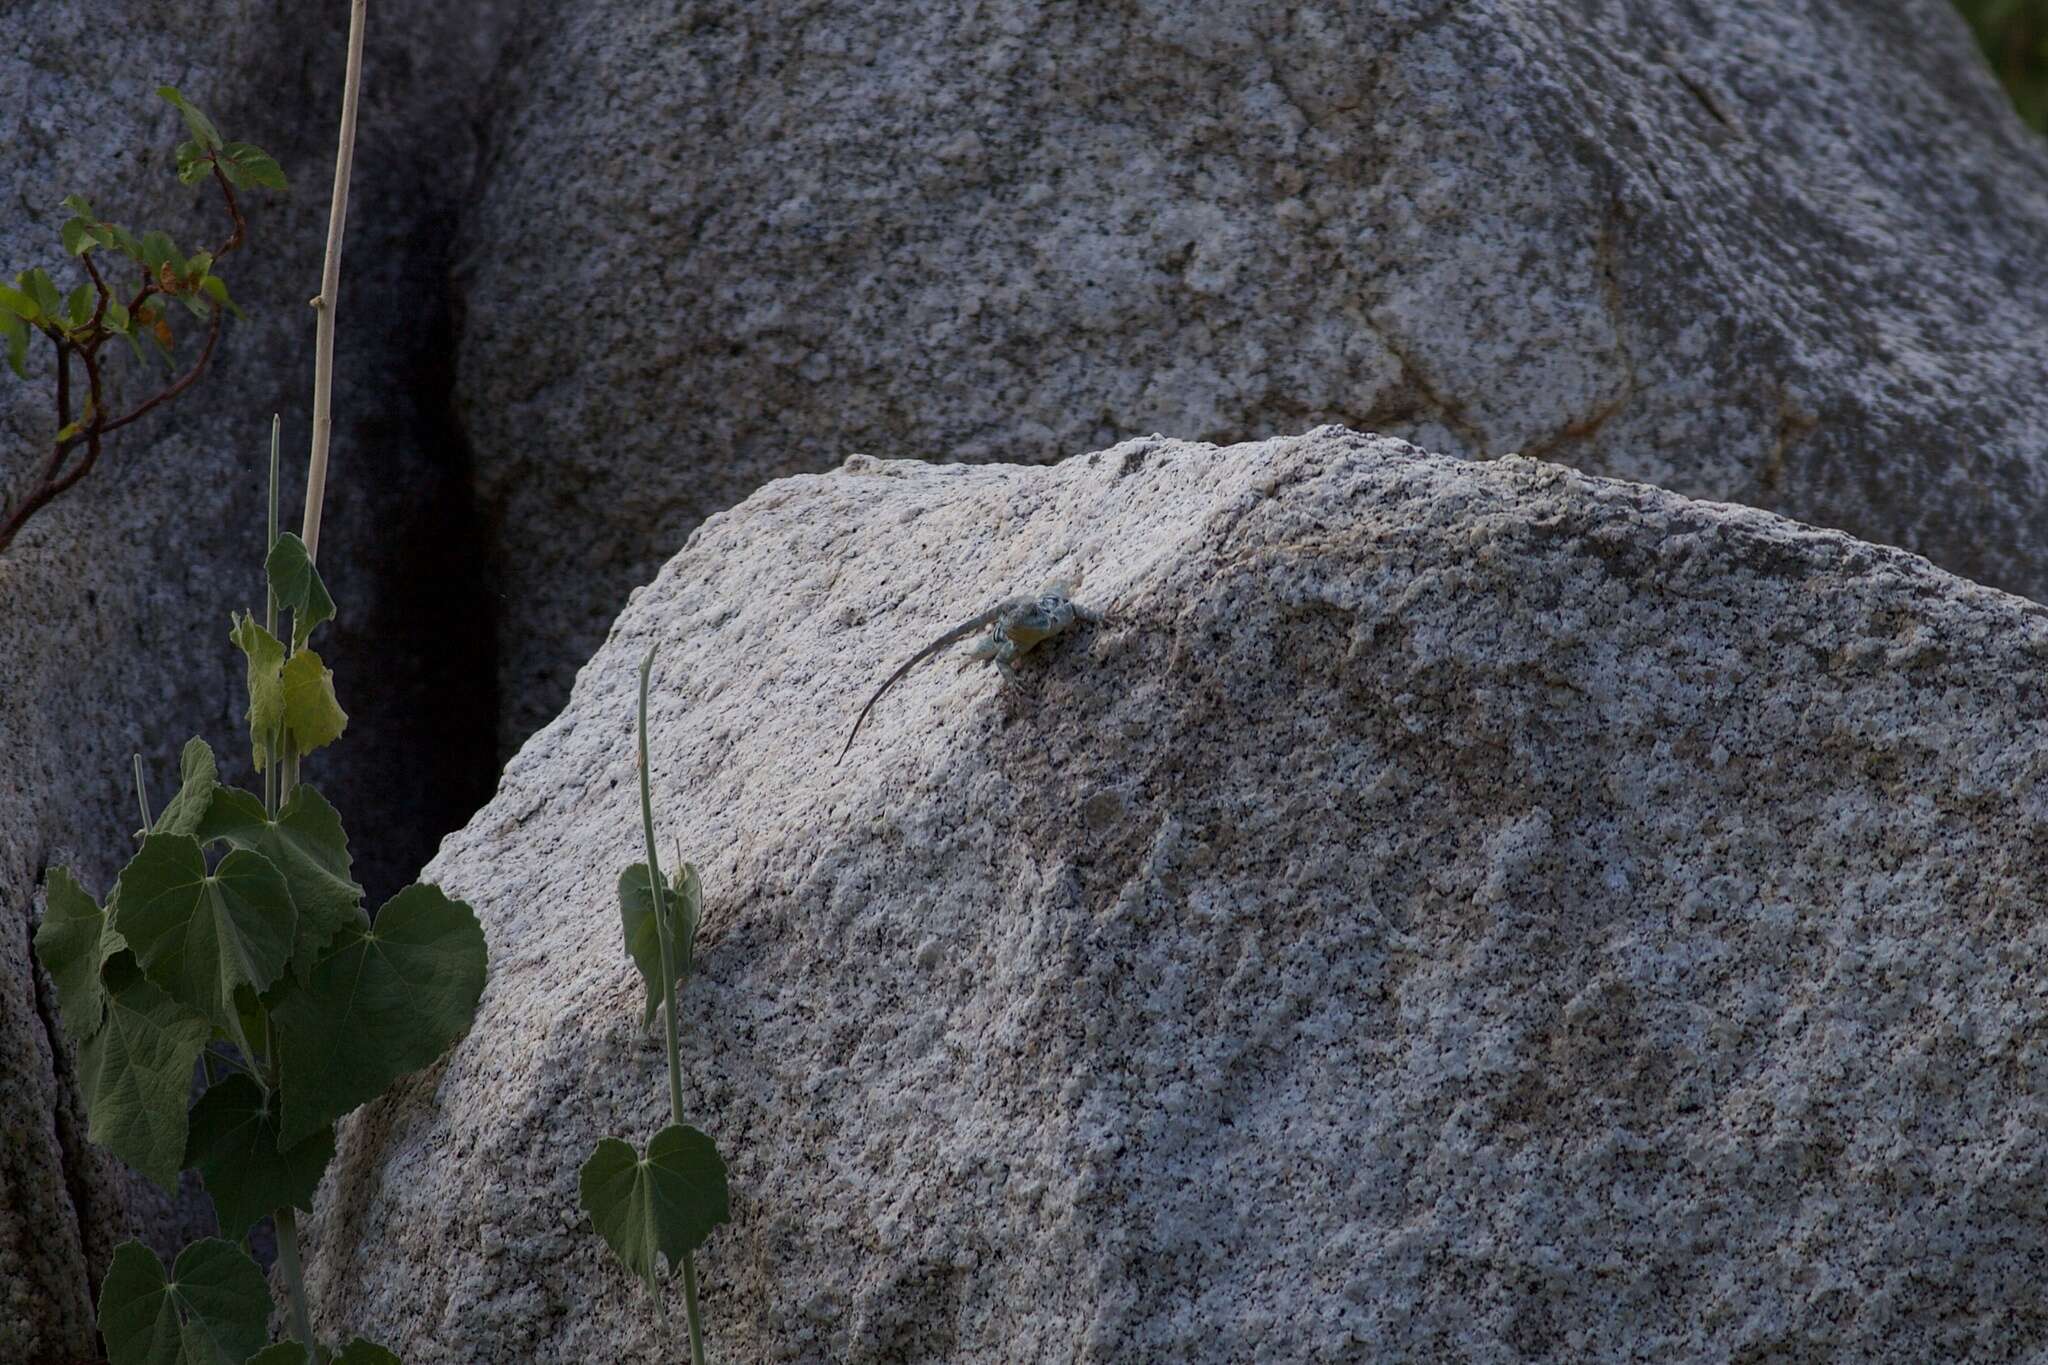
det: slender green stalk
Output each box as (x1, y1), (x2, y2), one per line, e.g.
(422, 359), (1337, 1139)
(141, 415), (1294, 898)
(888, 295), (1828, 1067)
(272, 1206), (317, 1353)
(635, 646), (708, 1365)
(301, 0), (367, 563)
(132, 753), (152, 831)
(264, 413), (281, 816)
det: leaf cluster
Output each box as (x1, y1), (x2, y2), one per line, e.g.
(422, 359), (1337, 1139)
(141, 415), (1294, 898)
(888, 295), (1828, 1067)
(34, 544), (486, 1365)
(0, 86), (284, 555)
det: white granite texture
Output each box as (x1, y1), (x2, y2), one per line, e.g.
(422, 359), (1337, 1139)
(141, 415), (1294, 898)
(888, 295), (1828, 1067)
(304, 429), (2048, 1360)
(454, 0), (2048, 754)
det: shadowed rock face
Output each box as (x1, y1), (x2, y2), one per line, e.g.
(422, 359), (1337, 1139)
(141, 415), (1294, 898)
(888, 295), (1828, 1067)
(454, 0), (2048, 756)
(306, 429), (2048, 1362)
(0, 5), (509, 1357)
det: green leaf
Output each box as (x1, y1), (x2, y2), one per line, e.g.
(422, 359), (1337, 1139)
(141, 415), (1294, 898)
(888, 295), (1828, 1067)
(108, 223), (144, 260)
(229, 613), (287, 773)
(222, 142), (288, 192)
(272, 881), (487, 1147)
(141, 231), (178, 272)
(183, 1074), (335, 1241)
(78, 960), (209, 1191)
(197, 274), (243, 321)
(184, 251), (213, 281)
(174, 141), (212, 186)
(65, 282), (93, 328)
(98, 1237), (270, 1365)
(156, 86), (223, 151)
(579, 1124), (731, 1289)
(62, 217), (97, 255)
(617, 862), (702, 1030)
(105, 297), (132, 333)
(24, 267), (62, 319)
(266, 532), (337, 650)
(111, 834), (296, 1057)
(0, 282), (37, 321)
(59, 192), (96, 217)
(281, 649), (348, 756)
(1, 309), (28, 378)
(34, 867), (128, 1045)
(150, 737), (220, 839)
(334, 1341), (403, 1365)
(196, 784), (365, 979)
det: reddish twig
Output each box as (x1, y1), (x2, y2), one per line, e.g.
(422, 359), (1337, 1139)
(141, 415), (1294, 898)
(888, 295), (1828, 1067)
(0, 146), (251, 554)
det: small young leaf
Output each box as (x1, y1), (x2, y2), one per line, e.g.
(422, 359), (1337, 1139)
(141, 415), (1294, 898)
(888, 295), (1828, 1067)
(149, 736), (220, 838)
(617, 862), (703, 1030)
(229, 612), (287, 772)
(184, 1074), (336, 1241)
(34, 867), (129, 1045)
(272, 881), (487, 1147)
(111, 833), (296, 1057)
(281, 648), (348, 756)
(333, 1341), (403, 1365)
(222, 142), (288, 191)
(59, 192), (96, 217)
(175, 290), (211, 322)
(65, 282), (93, 328)
(197, 784), (365, 979)
(141, 230), (177, 272)
(105, 297), (132, 333)
(156, 86), (223, 151)
(78, 960), (209, 1191)
(97, 1237), (270, 1365)
(0, 282), (37, 320)
(108, 223), (144, 260)
(579, 1124), (731, 1289)
(174, 141), (212, 186)
(24, 267), (63, 319)
(183, 251), (212, 280)
(62, 217), (97, 256)
(265, 532), (337, 650)
(196, 274), (243, 321)
(1, 310), (28, 378)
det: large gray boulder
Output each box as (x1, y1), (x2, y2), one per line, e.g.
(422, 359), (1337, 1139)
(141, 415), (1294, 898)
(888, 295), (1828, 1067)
(304, 428), (2048, 1361)
(1, 5), (509, 1357)
(456, 0), (2048, 754)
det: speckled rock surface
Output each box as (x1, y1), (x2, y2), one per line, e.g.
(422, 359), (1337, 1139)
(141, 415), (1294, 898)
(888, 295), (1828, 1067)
(304, 428), (2048, 1361)
(456, 0), (2048, 756)
(0, 6), (509, 1357)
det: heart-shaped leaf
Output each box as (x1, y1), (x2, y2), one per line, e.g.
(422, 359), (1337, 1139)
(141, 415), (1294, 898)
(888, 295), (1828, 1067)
(617, 861), (702, 1029)
(113, 834), (295, 1058)
(265, 533), (335, 651)
(197, 784), (365, 980)
(34, 866), (127, 1044)
(150, 737), (221, 839)
(281, 648), (348, 756)
(579, 1124), (730, 1288)
(78, 960), (209, 1191)
(229, 613), (287, 772)
(98, 1237), (270, 1365)
(183, 1074), (336, 1241)
(272, 881), (487, 1146)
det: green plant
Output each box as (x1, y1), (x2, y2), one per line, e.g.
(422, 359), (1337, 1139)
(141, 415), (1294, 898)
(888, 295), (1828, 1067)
(0, 86), (285, 554)
(34, 429), (488, 1363)
(578, 648), (732, 1363)
(30, 5), (483, 1360)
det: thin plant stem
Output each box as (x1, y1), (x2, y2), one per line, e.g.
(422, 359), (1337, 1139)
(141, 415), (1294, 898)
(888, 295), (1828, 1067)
(636, 647), (709, 1365)
(265, 414), (281, 816)
(272, 1206), (318, 1352)
(132, 753), (152, 831)
(301, 0), (367, 563)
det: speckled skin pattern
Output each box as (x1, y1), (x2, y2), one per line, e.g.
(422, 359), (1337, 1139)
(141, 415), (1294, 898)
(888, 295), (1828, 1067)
(456, 0), (2048, 762)
(306, 430), (2048, 1361)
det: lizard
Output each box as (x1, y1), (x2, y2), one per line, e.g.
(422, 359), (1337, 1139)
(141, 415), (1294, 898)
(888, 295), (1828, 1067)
(836, 578), (1102, 764)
